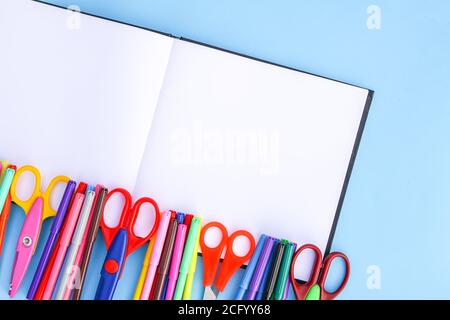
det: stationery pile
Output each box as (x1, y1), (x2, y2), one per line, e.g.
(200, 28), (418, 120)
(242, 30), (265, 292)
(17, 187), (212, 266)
(235, 235), (296, 300)
(0, 161), (350, 300)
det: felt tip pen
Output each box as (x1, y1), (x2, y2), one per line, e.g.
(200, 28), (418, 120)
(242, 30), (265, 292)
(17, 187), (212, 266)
(256, 239), (279, 300)
(0, 165), (16, 256)
(62, 185), (102, 300)
(173, 217), (201, 300)
(235, 234), (268, 300)
(140, 210), (172, 300)
(0, 166), (15, 213)
(152, 219), (178, 300)
(247, 237), (276, 300)
(133, 237), (156, 300)
(165, 224), (187, 300)
(182, 217), (202, 300)
(283, 243), (297, 299)
(26, 180), (76, 300)
(273, 242), (296, 300)
(265, 240), (288, 300)
(262, 240), (286, 300)
(42, 192), (85, 300)
(33, 183), (87, 300)
(55, 189), (96, 300)
(72, 186), (108, 300)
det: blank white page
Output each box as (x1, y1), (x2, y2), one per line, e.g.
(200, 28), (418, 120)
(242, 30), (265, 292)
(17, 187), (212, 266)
(134, 39), (370, 272)
(0, 0), (173, 190)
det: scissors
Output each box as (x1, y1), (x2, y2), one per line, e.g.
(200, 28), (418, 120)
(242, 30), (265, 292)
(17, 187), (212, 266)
(95, 188), (160, 300)
(200, 221), (256, 300)
(9, 165), (69, 297)
(289, 244), (350, 300)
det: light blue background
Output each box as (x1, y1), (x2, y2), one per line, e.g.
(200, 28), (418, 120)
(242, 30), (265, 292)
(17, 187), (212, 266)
(1, 0), (449, 300)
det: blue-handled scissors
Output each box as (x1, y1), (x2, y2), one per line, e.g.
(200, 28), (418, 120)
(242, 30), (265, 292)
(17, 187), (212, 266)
(95, 188), (160, 300)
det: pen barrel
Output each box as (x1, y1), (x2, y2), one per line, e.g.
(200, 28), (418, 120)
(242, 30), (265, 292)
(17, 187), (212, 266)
(165, 224), (187, 300)
(27, 181), (76, 299)
(235, 288), (246, 300)
(140, 210), (172, 300)
(55, 244), (80, 300)
(173, 217), (201, 300)
(235, 234), (268, 300)
(95, 229), (128, 300)
(0, 168), (15, 212)
(42, 193), (85, 300)
(151, 272), (166, 300)
(73, 187), (108, 300)
(0, 194), (12, 256)
(56, 190), (95, 300)
(273, 243), (295, 300)
(26, 231), (58, 300)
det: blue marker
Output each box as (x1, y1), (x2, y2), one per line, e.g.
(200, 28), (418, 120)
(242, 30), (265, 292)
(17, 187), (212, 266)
(256, 238), (280, 300)
(235, 234), (268, 299)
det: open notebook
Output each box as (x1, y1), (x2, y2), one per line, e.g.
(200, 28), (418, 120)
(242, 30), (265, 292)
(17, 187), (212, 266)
(0, 0), (373, 278)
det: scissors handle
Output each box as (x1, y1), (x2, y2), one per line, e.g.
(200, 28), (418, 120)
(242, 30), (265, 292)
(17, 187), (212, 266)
(101, 188), (132, 248)
(95, 229), (128, 300)
(200, 221), (228, 287)
(318, 252), (350, 300)
(126, 197), (160, 255)
(215, 230), (256, 292)
(10, 165), (42, 213)
(289, 244), (323, 300)
(101, 188), (160, 256)
(10, 165), (69, 220)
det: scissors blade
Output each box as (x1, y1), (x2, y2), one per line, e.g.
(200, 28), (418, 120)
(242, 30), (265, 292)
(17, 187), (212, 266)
(203, 285), (219, 300)
(9, 197), (43, 298)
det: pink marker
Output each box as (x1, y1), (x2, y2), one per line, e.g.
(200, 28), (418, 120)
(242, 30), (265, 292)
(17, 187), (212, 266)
(41, 193), (84, 300)
(61, 185), (102, 300)
(140, 210), (172, 300)
(165, 224), (187, 300)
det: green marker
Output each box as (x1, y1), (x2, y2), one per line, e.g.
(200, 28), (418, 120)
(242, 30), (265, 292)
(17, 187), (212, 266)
(0, 167), (16, 213)
(173, 217), (202, 300)
(272, 241), (295, 300)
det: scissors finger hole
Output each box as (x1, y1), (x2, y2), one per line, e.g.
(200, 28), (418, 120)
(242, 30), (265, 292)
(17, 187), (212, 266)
(322, 257), (349, 294)
(133, 202), (157, 238)
(13, 171), (36, 202)
(103, 191), (127, 228)
(231, 235), (251, 257)
(203, 226), (224, 249)
(49, 181), (68, 211)
(292, 248), (320, 283)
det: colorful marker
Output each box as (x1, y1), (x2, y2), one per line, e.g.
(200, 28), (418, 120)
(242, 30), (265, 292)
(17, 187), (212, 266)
(235, 234), (268, 299)
(140, 210), (172, 300)
(165, 224), (187, 300)
(247, 237), (276, 300)
(173, 217), (201, 300)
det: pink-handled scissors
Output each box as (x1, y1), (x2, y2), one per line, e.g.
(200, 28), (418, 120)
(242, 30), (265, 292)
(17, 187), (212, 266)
(8, 165), (69, 297)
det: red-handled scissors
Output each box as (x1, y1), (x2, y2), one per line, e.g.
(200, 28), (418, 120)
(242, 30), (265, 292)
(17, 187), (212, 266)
(95, 188), (160, 300)
(200, 221), (256, 300)
(289, 244), (350, 300)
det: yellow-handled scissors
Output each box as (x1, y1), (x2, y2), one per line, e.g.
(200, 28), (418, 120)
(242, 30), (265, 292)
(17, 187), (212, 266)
(9, 165), (69, 297)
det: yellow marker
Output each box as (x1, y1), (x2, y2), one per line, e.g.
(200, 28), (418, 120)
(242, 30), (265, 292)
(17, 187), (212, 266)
(182, 217), (202, 300)
(133, 237), (155, 300)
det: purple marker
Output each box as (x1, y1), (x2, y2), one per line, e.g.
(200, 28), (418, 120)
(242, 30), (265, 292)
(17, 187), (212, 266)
(246, 237), (276, 300)
(283, 243), (297, 300)
(26, 180), (76, 300)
